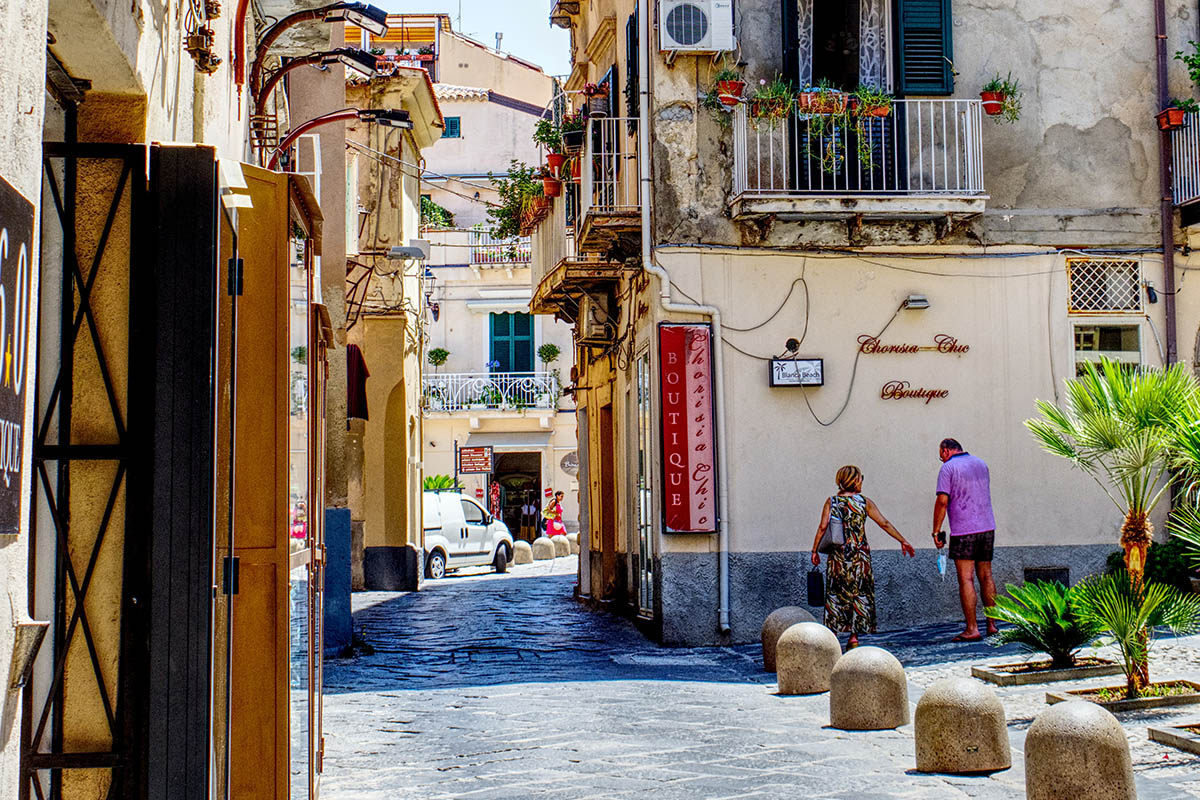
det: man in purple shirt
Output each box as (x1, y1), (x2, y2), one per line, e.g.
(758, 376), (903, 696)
(931, 438), (998, 641)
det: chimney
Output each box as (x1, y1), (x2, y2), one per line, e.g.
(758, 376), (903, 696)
(495, 32), (503, 51)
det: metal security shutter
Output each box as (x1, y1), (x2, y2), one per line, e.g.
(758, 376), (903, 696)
(896, 0), (954, 95)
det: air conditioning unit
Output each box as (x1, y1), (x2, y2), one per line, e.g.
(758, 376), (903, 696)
(659, 0), (735, 53)
(575, 293), (614, 346)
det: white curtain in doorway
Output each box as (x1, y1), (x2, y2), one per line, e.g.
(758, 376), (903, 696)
(793, 0), (890, 89)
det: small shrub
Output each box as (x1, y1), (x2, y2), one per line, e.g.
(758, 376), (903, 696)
(984, 580), (1101, 669)
(427, 347), (450, 368)
(423, 474), (457, 490)
(537, 343), (561, 364)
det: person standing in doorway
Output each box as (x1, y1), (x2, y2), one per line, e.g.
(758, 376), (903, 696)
(932, 438), (998, 642)
(544, 490), (567, 536)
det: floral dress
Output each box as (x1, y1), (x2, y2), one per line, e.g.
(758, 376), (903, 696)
(824, 493), (877, 634)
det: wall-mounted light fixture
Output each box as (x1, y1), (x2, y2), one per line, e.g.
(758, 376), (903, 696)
(267, 108), (411, 170)
(902, 293), (930, 310)
(8, 619), (49, 690)
(256, 47), (379, 111)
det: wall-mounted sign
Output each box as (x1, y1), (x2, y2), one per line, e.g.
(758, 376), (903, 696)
(880, 381), (949, 403)
(458, 445), (494, 474)
(659, 323), (717, 534)
(858, 334), (969, 355)
(769, 358), (824, 387)
(560, 450), (579, 477)
(0, 177), (32, 537)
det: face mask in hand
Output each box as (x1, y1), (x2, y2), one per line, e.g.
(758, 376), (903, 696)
(937, 552), (947, 580)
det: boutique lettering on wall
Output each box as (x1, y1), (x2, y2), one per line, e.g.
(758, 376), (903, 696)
(0, 177), (32, 536)
(857, 333), (969, 354)
(880, 381), (949, 404)
(659, 323), (717, 534)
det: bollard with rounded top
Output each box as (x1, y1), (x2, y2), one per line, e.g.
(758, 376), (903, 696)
(761, 606), (816, 672)
(915, 677), (1010, 773)
(566, 532), (579, 554)
(776, 622), (842, 695)
(532, 536), (556, 560)
(829, 646), (909, 730)
(552, 535), (570, 557)
(513, 540), (533, 565)
(1025, 701), (1136, 800)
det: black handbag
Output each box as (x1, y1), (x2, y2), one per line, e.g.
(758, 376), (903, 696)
(807, 569), (825, 608)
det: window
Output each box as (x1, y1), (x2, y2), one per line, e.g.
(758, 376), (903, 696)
(442, 116), (461, 138)
(461, 499), (485, 523)
(1066, 258), (1142, 314)
(489, 312), (534, 373)
(1074, 325), (1141, 375)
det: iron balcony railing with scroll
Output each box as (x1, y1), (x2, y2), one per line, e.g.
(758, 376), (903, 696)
(423, 371), (560, 412)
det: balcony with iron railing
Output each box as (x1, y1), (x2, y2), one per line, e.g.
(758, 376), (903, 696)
(468, 229), (532, 267)
(731, 100), (987, 220)
(1172, 111), (1200, 207)
(422, 372), (560, 413)
(578, 116), (641, 253)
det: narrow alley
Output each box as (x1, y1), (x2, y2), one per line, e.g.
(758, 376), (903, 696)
(319, 561), (1200, 799)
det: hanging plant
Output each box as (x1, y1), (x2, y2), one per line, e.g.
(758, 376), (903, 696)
(800, 80), (852, 173)
(712, 66), (746, 107)
(980, 73), (1022, 122)
(561, 114), (585, 153)
(748, 75), (795, 127)
(850, 85), (894, 171)
(487, 159), (542, 239)
(1157, 98), (1198, 131)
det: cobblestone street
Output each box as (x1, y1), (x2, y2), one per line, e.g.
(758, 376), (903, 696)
(321, 558), (1200, 799)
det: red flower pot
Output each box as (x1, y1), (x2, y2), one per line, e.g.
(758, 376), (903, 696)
(547, 152), (566, 171)
(716, 80), (745, 107)
(570, 159), (581, 180)
(543, 177), (562, 198)
(981, 91), (1004, 116)
(1157, 107), (1187, 131)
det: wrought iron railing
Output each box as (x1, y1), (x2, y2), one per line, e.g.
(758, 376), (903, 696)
(582, 116), (641, 218)
(423, 371), (560, 411)
(732, 99), (985, 198)
(469, 229), (531, 265)
(1172, 112), (1200, 206)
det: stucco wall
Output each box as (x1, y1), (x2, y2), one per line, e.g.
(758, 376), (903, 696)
(438, 32), (557, 105)
(0, 1), (47, 792)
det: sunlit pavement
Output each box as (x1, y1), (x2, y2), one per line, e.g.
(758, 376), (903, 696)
(319, 558), (1200, 799)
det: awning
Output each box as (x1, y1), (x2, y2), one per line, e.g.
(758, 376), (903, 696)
(465, 298), (531, 313)
(465, 431), (552, 450)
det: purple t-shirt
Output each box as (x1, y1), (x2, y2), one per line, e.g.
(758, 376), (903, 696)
(936, 452), (996, 536)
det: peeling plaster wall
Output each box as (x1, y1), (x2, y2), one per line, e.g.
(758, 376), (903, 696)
(650, 0), (1199, 248)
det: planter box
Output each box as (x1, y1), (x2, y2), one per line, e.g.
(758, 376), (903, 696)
(1046, 680), (1200, 712)
(1148, 723), (1200, 755)
(972, 658), (1121, 687)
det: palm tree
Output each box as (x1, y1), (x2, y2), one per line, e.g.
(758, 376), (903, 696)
(1025, 357), (1197, 688)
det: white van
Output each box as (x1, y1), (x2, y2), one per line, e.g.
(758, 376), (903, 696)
(422, 490), (514, 579)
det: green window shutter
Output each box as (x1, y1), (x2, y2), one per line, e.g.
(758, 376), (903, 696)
(442, 116), (461, 138)
(896, 0), (953, 95)
(489, 313), (533, 372)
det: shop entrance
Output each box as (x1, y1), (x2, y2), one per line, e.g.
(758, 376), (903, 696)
(493, 451), (541, 541)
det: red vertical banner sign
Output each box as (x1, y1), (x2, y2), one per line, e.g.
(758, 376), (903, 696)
(659, 323), (718, 533)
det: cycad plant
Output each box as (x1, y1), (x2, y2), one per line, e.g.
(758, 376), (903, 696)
(1026, 357), (1196, 689)
(1072, 570), (1200, 698)
(984, 581), (1101, 669)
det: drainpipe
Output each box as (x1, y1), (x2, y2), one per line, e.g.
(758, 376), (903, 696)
(636, 2), (732, 635)
(1155, 0), (1179, 363)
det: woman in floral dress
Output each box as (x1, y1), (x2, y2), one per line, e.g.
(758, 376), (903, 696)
(810, 465), (916, 647)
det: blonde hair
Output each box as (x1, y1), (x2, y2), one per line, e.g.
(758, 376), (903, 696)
(835, 465), (863, 493)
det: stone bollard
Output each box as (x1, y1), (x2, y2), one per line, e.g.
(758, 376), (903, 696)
(915, 677), (1011, 773)
(761, 606), (816, 672)
(829, 646), (909, 730)
(1025, 701), (1136, 800)
(566, 532), (579, 554)
(552, 535), (570, 557)
(532, 536), (556, 560)
(513, 540), (534, 565)
(776, 622), (842, 695)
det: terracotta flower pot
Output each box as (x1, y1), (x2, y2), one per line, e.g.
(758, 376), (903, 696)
(981, 91), (1005, 116)
(811, 93), (847, 115)
(796, 91), (817, 112)
(547, 152), (566, 171)
(1157, 107), (1188, 131)
(542, 177), (562, 198)
(716, 79), (745, 107)
(570, 159), (581, 180)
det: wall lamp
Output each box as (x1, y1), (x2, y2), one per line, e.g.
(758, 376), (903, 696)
(268, 108), (411, 170)
(902, 293), (930, 310)
(420, 266), (439, 321)
(236, 1), (390, 90)
(388, 240), (431, 260)
(256, 47), (379, 111)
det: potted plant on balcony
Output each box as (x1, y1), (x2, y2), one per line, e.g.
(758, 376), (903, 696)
(980, 73), (1022, 122)
(851, 84), (892, 118)
(533, 118), (567, 171)
(561, 114), (585, 154)
(427, 347), (449, 373)
(1157, 98), (1197, 131)
(713, 66), (746, 107)
(748, 75), (794, 127)
(582, 82), (610, 117)
(540, 165), (563, 198)
(487, 159), (541, 239)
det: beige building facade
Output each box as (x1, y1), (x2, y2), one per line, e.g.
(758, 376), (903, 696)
(533, 0), (1200, 645)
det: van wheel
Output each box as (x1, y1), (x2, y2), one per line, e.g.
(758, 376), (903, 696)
(426, 551), (446, 580)
(493, 547), (508, 573)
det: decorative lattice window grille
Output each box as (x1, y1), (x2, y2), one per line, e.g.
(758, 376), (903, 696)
(1066, 258), (1142, 314)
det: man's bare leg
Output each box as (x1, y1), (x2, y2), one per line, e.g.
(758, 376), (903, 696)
(976, 560), (998, 634)
(956, 558), (980, 638)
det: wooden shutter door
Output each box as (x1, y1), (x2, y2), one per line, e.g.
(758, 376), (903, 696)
(896, 0), (954, 95)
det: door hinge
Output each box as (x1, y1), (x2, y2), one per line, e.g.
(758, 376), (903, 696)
(227, 257), (244, 296)
(222, 556), (240, 595)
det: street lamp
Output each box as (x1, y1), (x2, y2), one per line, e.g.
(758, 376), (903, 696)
(256, 47), (379, 111)
(236, 1), (390, 90)
(267, 108), (412, 170)
(420, 267), (439, 321)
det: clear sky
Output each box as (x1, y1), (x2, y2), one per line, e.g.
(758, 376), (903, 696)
(378, 0), (572, 78)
